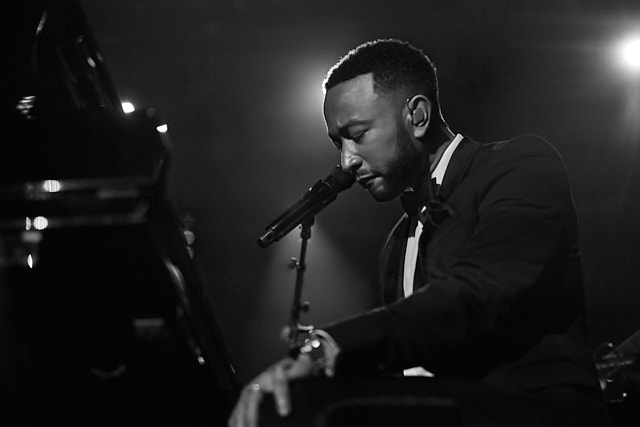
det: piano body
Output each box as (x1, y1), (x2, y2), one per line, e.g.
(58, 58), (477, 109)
(1, 0), (240, 425)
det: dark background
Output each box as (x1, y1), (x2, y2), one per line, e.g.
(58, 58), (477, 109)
(76, 0), (640, 385)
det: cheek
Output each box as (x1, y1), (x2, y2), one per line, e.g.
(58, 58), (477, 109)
(360, 145), (395, 174)
(364, 130), (400, 171)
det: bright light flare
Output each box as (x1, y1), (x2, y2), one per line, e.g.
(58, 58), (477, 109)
(42, 179), (61, 193)
(618, 36), (640, 72)
(25, 216), (49, 231)
(33, 216), (49, 230)
(121, 101), (135, 113)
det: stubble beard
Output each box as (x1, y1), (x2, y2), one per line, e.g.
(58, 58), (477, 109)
(371, 126), (424, 203)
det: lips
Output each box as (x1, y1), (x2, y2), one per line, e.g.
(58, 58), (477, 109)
(357, 175), (375, 189)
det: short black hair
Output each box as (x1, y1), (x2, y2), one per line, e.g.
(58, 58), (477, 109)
(323, 38), (441, 114)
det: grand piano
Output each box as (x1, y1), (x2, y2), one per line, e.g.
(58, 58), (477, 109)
(1, 1), (240, 425)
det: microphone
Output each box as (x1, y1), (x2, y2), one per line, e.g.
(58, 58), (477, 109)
(257, 165), (355, 248)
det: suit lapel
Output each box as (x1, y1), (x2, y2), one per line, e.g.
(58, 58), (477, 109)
(415, 138), (481, 289)
(437, 137), (480, 201)
(382, 138), (482, 301)
(380, 214), (413, 303)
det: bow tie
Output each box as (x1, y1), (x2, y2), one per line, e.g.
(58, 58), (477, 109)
(400, 191), (454, 227)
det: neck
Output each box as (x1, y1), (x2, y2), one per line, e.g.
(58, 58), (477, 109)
(409, 123), (456, 199)
(427, 121), (455, 157)
(429, 126), (456, 173)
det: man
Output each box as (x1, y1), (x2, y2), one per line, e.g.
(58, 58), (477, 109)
(228, 38), (611, 426)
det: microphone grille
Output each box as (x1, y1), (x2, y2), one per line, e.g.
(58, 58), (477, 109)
(325, 165), (355, 192)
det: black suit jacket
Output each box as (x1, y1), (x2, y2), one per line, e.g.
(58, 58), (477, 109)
(323, 134), (601, 394)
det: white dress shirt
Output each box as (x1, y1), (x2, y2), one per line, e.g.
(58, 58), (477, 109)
(402, 133), (463, 377)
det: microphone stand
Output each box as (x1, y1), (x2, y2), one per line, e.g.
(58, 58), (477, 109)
(286, 216), (314, 356)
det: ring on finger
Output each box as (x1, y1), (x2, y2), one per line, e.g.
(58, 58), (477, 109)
(250, 383), (261, 392)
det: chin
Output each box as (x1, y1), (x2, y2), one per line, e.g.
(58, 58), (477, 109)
(369, 186), (401, 203)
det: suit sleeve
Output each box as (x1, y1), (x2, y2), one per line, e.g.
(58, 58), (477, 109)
(322, 138), (581, 375)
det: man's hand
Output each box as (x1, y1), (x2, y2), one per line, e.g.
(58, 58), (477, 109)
(228, 355), (314, 427)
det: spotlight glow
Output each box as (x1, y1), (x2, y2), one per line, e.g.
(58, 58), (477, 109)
(619, 36), (640, 72)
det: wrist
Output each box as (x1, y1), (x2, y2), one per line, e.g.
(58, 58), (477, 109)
(296, 329), (340, 377)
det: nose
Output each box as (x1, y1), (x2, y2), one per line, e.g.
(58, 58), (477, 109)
(340, 141), (362, 175)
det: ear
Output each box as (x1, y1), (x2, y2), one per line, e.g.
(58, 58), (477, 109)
(405, 95), (432, 138)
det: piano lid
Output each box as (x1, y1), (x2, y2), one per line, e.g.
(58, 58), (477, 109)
(1, 1), (241, 425)
(11, 0), (121, 115)
(3, 0), (170, 229)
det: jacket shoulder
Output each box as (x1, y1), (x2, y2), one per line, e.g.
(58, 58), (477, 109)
(483, 134), (561, 159)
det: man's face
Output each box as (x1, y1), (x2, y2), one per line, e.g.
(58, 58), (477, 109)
(323, 73), (424, 202)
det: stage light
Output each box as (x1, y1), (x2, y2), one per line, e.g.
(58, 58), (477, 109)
(33, 216), (49, 230)
(42, 179), (61, 193)
(23, 218), (48, 232)
(618, 36), (640, 72)
(121, 101), (135, 113)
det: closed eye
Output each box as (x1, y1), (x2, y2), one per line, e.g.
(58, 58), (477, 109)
(352, 131), (366, 142)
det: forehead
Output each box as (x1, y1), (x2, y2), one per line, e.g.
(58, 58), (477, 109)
(323, 73), (396, 127)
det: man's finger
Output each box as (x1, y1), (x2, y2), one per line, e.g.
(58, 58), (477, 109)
(228, 357), (312, 427)
(287, 354), (314, 378)
(244, 382), (264, 427)
(272, 362), (291, 416)
(228, 387), (250, 427)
